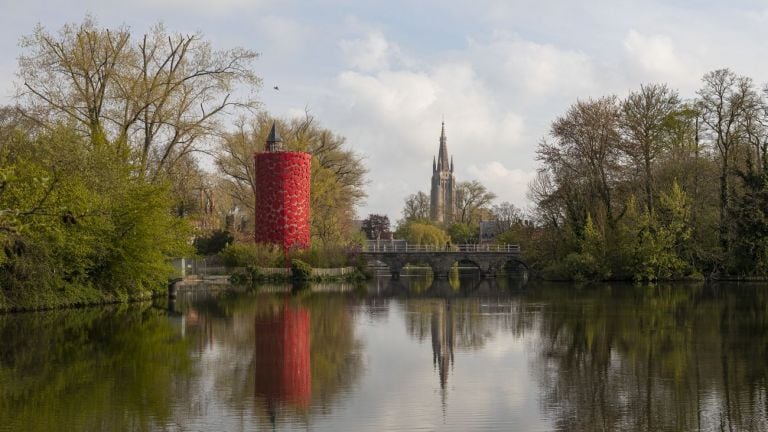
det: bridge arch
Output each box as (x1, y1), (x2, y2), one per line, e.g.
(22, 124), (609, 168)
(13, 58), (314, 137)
(360, 244), (525, 280)
(503, 258), (529, 272)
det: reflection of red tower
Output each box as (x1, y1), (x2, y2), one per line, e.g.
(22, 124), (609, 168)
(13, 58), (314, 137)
(254, 122), (311, 252)
(254, 303), (311, 408)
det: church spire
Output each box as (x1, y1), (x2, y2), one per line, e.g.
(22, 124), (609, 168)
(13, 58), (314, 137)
(437, 121), (449, 170)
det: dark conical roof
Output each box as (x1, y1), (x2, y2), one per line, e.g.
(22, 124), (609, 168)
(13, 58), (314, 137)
(267, 122), (281, 143)
(266, 121), (284, 152)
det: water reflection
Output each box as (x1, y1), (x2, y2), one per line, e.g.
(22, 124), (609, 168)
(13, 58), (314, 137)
(0, 305), (191, 432)
(4, 278), (768, 431)
(431, 300), (454, 392)
(529, 282), (768, 432)
(254, 303), (312, 425)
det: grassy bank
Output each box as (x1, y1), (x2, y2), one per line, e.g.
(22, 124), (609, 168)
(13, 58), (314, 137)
(0, 282), (166, 313)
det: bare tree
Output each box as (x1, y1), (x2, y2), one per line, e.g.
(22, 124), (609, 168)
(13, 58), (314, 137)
(455, 180), (496, 225)
(620, 84), (680, 213)
(538, 96), (622, 226)
(491, 201), (523, 232)
(402, 191), (430, 221)
(16, 18), (261, 178)
(697, 69), (758, 251)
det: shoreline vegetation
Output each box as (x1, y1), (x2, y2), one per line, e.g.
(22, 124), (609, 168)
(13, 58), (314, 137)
(491, 72), (768, 284)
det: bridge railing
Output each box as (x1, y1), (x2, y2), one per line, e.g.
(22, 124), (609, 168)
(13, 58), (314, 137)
(360, 243), (521, 253)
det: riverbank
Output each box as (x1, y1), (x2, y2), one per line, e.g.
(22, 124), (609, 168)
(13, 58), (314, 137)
(0, 263), (367, 313)
(0, 285), (160, 314)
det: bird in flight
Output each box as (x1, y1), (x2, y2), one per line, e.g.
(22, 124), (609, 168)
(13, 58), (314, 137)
(273, 86), (280, 91)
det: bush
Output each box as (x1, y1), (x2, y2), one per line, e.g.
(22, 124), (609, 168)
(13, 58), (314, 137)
(291, 259), (312, 281)
(541, 252), (610, 282)
(194, 230), (234, 255)
(219, 243), (282, 268)
(291, 244), (355, 268)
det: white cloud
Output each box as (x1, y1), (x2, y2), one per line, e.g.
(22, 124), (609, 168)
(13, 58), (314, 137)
(136, 0), (270, 14)
(468, 34), (597, 98)
(340, 31), (396, 72)
(256, 15), (308, 54)
(337, 70), (438, 122)
(622, 29), (696, 88)
(467, 162), (536, 208)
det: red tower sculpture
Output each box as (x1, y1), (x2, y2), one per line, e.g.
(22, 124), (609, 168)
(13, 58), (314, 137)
(254, 123), (312, 252)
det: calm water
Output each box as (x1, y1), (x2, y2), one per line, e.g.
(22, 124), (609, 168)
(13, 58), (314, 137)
(2, 273), (768, 431)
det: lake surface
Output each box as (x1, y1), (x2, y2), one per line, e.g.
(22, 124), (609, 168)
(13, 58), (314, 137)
(3, 272), (768, 431)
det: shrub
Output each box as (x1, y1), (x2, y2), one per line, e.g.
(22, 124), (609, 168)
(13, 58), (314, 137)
(193, 230), (234, 255)
(291, 259), (312, 281)
(219, 243), (282, 267)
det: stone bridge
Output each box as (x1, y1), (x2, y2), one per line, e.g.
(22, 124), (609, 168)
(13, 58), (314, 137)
(360, 243), (526, 279)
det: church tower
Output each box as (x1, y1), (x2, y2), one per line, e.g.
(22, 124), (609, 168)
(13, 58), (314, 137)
(430, 122), (456, 224)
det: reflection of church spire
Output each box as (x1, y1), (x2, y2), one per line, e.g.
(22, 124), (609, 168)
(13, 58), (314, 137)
(431, 300), (454, 406)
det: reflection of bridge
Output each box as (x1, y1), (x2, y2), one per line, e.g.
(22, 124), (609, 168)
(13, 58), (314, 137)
(360, 243), (526, 279)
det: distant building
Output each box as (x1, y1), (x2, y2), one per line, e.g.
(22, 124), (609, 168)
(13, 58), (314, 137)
(479, 220), (501, 243)
(430, 122), (456, 224)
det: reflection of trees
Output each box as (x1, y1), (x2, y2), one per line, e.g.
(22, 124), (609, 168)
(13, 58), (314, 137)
(530, 282), (768, 432)
(0, 305), (191, 431)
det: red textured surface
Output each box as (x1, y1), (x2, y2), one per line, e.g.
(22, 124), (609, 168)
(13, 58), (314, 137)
(254, 152), (312, 251)
(254, 304), (311, 407)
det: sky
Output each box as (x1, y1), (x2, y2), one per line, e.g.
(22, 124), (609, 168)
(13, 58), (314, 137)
(3, 0), (768, 221)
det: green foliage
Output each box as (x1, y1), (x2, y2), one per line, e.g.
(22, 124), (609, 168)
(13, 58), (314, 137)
(447, 222), (477, 244)
(194, 230), (234, 255)
(541, 252), (608, 282)
(534, 184), (695, 282)
(361, 214), (390, 240)
(0, 127), (192, 310)
(395, 220), (450, 246)
(291, 258), (313, 281)
(218, 243), (282, 268)
(730, 170), (768, 275)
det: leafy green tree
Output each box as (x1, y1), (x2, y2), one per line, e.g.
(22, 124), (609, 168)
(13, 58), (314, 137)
(396, 221), (450, 246)
(361, 214), (391, 240)
(447, 222), (477, 244)
(730, 169), (768, 275)
(0, 126), (191, 309)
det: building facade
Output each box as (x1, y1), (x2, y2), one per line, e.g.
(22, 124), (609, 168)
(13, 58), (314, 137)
(430, 122), (456, 224)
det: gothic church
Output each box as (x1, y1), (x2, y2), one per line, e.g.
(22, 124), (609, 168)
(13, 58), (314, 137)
(430, 122), (456, 224)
